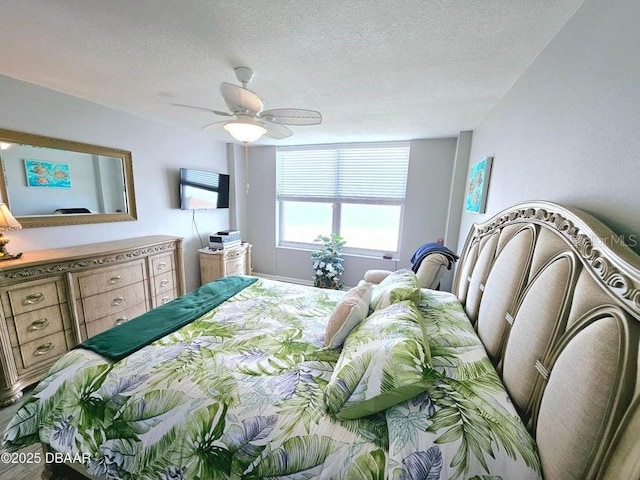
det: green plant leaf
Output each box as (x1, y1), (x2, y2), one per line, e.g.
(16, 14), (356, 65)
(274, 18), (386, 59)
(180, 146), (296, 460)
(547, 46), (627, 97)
(117, 389), (188, 434)
(88, 437), (140, 478)
(2, 400), (39, 449)
(181, 403), (231, 479)
(132, 424), (179, 477)
(246, 434), (340, 478)
(335, 413), (389, 450)
(345, 449), (386, 479)
(223, 415), (278, 475)
(325, 350), (374, 413)
(225, 415), (278, 450)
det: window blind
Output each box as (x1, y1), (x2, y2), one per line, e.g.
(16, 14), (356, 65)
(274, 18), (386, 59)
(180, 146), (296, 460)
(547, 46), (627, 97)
(276, 143), (410, 200)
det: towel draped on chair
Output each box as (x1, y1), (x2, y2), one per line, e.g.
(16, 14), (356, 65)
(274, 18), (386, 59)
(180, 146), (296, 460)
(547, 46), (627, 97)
(410, 242), (459, 273)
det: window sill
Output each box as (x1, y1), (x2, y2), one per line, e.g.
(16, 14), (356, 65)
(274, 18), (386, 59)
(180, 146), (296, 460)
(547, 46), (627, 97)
(276, 244), (399, 262)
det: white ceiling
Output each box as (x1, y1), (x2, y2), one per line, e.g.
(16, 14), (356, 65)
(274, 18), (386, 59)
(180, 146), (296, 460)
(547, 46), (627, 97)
(0, 0), (585, 146)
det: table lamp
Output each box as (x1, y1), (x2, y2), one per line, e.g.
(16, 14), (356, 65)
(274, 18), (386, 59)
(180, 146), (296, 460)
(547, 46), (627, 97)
(0, 203), (22, 261)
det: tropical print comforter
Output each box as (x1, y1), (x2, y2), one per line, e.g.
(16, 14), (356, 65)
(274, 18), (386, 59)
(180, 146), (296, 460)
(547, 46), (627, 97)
(387, 290), (542, 479)
(3, 278), (541, 479)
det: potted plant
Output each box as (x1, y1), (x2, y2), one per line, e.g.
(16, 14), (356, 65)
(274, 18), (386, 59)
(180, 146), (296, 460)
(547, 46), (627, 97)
(311, 233), (345, 289)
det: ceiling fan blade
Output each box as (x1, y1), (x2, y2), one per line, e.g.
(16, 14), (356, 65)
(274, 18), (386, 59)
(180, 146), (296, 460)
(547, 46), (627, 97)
(259, 108), (322, 126)
(263, 122), (292, 140)
(171, 103), (232, 117)
(220, 82), (264, 115)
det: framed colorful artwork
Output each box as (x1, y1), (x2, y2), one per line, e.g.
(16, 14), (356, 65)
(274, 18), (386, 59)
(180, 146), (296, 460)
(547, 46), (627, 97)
(24, 160), (71, 188)
(465, 156), (493, 213)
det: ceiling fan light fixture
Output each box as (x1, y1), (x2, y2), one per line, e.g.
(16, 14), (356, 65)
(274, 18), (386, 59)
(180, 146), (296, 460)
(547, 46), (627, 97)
(187, 67), (321, 141)
(223, 118), (267, 143)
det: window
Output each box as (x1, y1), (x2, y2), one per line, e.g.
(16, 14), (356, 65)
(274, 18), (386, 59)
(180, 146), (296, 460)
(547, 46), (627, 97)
(276, 142), (410, 254)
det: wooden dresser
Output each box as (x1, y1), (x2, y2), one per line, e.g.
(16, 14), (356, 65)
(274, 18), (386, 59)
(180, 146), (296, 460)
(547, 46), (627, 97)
(0, 235), (184, 406)
(199, 243), (252, 285)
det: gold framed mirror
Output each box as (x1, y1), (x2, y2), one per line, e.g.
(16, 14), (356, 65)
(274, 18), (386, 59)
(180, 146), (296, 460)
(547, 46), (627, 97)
(0, 129), (136, 228)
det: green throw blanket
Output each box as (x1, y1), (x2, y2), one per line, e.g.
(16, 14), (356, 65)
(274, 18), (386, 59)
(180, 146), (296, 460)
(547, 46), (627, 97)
(78, 275), (257, 361)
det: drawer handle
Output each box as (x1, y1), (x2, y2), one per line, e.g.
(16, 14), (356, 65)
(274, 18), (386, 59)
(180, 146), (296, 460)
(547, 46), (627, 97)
(112, 296), (125, 306)
(28, 318), (50, 331)
(160, 279), (170, 287)
(114, 317), (128, 326)
(24, 293), (46, 305)
(34, 342), (54, 356)
(161, 296), (171, 304)
(157, 262), (167, 270)
(109, 275), (122, 285)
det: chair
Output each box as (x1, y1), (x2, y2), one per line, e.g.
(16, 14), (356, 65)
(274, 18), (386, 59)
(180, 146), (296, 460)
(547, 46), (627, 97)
(364, 242), (458, 290)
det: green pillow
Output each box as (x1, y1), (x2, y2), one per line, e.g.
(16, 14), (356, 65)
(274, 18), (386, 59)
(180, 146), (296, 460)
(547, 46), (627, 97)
(324, 300), (432, 420)
(369, 268), (421, 312)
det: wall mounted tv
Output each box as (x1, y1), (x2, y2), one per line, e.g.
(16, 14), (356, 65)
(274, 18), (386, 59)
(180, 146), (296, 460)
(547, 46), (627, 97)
(179, 168), (230, 210)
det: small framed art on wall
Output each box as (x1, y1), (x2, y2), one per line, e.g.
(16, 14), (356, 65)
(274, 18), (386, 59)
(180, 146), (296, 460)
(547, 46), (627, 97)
(24, 159), (71, 188)
(465, 156), (492, 213)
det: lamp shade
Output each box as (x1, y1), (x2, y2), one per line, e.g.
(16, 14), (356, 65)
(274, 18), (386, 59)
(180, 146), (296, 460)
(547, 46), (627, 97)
(223, 117), (267, 143)
(0, 203), (21, 231)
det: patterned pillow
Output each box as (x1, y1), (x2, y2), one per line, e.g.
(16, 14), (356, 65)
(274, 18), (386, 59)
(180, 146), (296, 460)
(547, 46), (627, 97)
(370, 268), (421, 312)
(324, 301), (431, 420)
(324, 280), (373, 348)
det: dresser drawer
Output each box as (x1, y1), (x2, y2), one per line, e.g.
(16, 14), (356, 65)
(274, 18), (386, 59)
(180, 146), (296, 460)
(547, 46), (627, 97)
(225, 258), (245, 275)
(78, 261), (145, 298)
(85, 302), (148, 337)
(82, 282), (147, 322)
(224, 248), (244, 260)
(8, 281), (61, 316)
(151, 253), (174, 275)
(155, 290), (176, 307)
(153, 271), (175, 295)
(18, 331), (69, 370)
(13, 304), (66, 346)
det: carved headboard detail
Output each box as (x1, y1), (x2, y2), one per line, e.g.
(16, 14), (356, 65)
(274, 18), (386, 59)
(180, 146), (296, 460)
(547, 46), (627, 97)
(453, 201), (640, 480)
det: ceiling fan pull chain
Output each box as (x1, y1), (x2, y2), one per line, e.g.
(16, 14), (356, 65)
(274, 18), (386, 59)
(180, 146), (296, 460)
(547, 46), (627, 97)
(245, 142), (250, 195)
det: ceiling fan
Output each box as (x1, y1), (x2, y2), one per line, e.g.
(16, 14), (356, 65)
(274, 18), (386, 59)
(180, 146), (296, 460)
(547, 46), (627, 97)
(174, 67), (322, 143)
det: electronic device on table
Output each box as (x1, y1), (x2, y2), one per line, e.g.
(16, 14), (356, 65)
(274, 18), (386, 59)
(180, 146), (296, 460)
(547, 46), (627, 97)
(208, 230), (241, 250)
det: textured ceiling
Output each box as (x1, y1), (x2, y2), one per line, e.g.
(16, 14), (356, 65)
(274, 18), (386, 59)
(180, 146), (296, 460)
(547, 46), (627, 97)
(0, 0), (585, 146)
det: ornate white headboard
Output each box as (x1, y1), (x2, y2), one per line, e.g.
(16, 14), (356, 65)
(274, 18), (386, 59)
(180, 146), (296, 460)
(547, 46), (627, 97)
(453, 201), (640, 480)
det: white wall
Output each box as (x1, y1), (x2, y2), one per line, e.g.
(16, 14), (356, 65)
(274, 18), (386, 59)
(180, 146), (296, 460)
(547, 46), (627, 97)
(401, 138), (458, 264)
(440, 130), (473, 291)
(227, 143), (249, 237)
(0, 74), (229, 292)
(458, 0), (640, 254)
(245, 146), (278, 276)
(245, 138), (457, 287)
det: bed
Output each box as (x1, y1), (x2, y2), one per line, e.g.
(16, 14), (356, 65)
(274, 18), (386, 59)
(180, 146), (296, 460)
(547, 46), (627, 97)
(3, 200), (640, 480)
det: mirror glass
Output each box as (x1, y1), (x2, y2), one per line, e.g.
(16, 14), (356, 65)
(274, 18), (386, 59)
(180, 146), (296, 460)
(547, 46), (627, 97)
(0, 129), (136, 228)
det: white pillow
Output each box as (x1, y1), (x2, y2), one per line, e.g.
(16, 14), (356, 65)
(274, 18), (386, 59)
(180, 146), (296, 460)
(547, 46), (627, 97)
(324, 281), (372, 348)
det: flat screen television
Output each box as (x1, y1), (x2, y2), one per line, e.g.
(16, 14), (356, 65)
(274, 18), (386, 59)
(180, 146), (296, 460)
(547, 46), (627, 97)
(179, 168), (230, 210)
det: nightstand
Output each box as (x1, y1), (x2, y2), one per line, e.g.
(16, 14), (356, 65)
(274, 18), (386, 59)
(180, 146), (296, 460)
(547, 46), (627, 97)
(199, 243), (252, 285)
